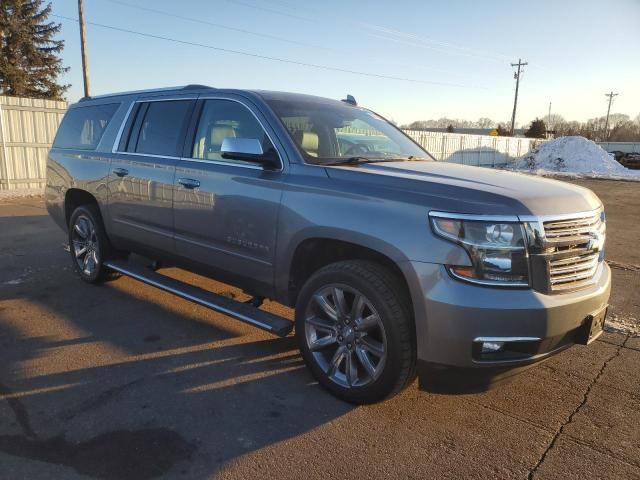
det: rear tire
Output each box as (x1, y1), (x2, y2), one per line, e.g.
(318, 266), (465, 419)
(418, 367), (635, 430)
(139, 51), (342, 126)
(295, 260), (416, 404)
(68, 204), (119, 283)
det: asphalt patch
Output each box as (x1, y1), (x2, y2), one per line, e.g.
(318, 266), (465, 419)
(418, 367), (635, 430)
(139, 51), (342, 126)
(0, 428), (196, 480)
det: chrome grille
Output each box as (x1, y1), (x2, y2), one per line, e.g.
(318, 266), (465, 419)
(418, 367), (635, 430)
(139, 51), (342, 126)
(541, 210), (604, 292)
(543, 213), (601, 245)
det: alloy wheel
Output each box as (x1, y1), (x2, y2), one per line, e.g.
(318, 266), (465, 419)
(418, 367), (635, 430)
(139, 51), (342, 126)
(304, 284), (387, 388)
(71, 214), (100, 276)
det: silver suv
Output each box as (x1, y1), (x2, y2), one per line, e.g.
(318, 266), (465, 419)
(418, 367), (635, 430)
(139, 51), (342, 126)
(46, 85), (610, 403)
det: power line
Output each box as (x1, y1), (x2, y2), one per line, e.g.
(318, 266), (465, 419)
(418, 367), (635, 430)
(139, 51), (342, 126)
(509, 58), (527, 135)
(103, 0), (334, 52)
(226, 0), (512, 64)
(104, 0), (472, 78)
(52, 14), (483, 88)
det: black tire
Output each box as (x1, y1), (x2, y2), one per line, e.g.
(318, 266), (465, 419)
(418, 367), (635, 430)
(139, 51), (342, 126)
(295, 260), (416, 404)
(68, 204), (119, 283)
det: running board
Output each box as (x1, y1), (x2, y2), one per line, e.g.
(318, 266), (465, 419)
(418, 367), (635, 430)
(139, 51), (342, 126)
(104, 259), (293, 337)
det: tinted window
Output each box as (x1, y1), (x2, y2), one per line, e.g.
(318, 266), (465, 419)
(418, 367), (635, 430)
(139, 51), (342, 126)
(192, 100), (274, 162)
(53, 103), (119, 150)
(134, 100), (192, 156)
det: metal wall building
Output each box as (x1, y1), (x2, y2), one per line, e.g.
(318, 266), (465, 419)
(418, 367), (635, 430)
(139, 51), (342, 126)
(0, 95), (67, 191)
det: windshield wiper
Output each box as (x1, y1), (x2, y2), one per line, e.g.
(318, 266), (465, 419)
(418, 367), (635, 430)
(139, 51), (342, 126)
(323, 156), (406, 166)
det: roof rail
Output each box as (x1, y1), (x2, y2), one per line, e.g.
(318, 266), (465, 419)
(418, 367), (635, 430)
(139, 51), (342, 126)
(183, 84), (213, 90)
(76, 85), (214, 102)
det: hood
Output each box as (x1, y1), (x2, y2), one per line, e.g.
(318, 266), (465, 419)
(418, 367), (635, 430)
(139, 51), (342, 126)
(324, 161), (602, 216)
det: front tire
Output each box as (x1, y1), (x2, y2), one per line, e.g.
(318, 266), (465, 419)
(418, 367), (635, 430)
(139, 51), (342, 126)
(295, 260), (416, 404)
(68, 204), (116, 283)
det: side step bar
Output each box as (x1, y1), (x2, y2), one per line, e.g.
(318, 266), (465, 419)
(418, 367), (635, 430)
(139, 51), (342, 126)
(104, 259), (293, 337)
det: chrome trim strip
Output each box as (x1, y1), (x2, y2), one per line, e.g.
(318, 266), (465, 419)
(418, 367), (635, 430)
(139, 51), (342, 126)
(112, 101), (136, 154)
(113, 152), (180, 161)
(474, 336), (541, 343)
(112, 218), (174, 238)
(104, 261), (275, 332)
(112, 97), (197, 155)
(471, 341), (572, 366)
(447, 267), (530, 288)
(429, 211), (520, 222)
(518, 207), (602, 223)
(179, 157), (263, 170)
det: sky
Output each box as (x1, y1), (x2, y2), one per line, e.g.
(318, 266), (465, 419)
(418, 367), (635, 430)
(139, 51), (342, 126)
(51, 0), (640, 127)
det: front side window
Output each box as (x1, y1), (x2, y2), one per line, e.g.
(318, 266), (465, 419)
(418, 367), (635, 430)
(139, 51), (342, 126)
(53, 103), (119, 150)
(192, 99), (275, 162)
(265, 98), (431, 164)
(131, 100), (193, 156)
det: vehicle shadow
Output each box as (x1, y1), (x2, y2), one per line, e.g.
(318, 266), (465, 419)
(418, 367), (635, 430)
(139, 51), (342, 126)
(0, 214), (353, 479)
(1, 281), (353, 479)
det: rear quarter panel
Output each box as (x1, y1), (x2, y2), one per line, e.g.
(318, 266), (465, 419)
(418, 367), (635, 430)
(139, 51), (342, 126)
(45, 99), (132, 231)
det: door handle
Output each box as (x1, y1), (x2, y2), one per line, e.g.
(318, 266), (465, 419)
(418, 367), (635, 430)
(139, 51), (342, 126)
(178, 178), (200, 189)
(113, 168), (129, 177)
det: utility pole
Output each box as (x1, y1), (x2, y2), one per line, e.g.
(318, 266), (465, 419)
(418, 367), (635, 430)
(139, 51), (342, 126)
(547, 101), (552, 139)
(603, 91), (619, 141)
(78, 0), (90, 97)
(509, 58), (527, 136)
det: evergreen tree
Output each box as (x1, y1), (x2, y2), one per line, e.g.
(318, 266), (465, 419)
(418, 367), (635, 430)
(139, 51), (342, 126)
(525, 118), (547, 139)
(496, 124), (510, 136)
(0, 0), (69, 99)
(446, 124), (455, 133)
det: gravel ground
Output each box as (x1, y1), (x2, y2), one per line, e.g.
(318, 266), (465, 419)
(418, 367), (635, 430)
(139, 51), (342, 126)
(0, 179), (638, 479)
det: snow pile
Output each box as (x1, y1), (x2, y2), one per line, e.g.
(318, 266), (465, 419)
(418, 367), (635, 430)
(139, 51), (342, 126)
(605, 312), (640, 337)
(512, 136), (640, 180)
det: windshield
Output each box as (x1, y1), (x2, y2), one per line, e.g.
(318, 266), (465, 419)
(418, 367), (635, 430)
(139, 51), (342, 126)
(264, 98), (432, 164)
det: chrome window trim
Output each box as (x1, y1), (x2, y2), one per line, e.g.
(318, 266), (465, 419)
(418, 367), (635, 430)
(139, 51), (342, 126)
(189, 96), (284, 172)
(179, 157), (263, 171)
(111, 100), (137, 154)
(111, 97), (198, 155)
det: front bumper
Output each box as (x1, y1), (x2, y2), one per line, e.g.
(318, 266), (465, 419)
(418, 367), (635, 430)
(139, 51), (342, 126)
(401, 261), (611, 389)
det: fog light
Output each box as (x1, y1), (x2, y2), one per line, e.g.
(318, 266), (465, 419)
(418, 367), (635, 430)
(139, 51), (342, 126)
(481, 341), (504, 353)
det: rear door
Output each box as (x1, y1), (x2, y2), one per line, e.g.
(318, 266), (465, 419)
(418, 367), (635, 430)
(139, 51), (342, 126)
(107, 97), (195, 252)
(173, 96), (287, 295)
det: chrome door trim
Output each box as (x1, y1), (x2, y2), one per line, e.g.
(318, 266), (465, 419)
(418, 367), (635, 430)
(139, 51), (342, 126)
(179, 157), (263, 170)
(112, 100), (137, 154)
(111, 96), (198, 155)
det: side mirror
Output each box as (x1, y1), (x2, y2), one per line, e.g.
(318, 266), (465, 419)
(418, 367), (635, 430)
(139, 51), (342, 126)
(220, 138), (279, 169)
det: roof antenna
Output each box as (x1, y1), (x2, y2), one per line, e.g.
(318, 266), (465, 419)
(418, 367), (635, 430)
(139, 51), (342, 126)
(342, 94), (357, 106)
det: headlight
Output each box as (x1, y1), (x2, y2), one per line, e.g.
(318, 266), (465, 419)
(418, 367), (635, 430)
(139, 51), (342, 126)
(429, 213), (529, 286)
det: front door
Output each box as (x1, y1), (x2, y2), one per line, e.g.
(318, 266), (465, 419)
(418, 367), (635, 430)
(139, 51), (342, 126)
(107, 97), (195, 252)
(173, 97), (285, 295)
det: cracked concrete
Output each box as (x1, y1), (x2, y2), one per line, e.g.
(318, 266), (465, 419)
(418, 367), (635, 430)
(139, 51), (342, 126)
(528, 336), (628, 479)
(1, 179), (639, 479)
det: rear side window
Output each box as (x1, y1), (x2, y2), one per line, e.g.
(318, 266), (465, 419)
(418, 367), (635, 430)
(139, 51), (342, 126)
(53, 103), (119, 150)
(129, 100), (193, 156)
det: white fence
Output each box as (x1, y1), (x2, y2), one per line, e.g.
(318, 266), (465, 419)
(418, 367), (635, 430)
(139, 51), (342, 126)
(597, 142), (640, 154)
(403, 130), (545, 167)
(0, 95), (637, 192)
(0, 95), (67, 190)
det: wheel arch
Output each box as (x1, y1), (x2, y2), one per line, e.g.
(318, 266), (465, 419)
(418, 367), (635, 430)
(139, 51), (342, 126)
(281, 233), (413, 313)
(64, 188), (101, 228)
